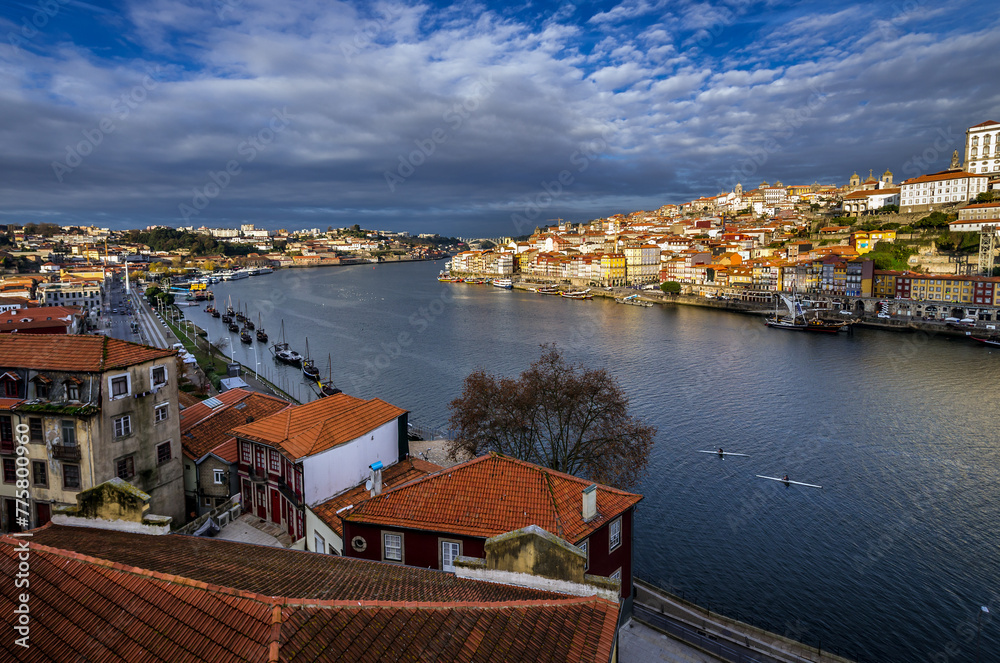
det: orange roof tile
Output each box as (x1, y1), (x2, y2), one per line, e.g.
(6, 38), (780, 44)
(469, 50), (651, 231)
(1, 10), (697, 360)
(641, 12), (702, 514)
(4, 532), (618, 663)
(313, 457), (442, 538)
(0, 334), (174, 372)
(230, 392), (407, 460)
(903, 170), (988, 184)
(342, 453), (642, 543)
(181, 388), (291, 459)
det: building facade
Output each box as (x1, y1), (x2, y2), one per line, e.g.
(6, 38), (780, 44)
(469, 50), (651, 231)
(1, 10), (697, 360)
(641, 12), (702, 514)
(899, 170), (990, 213)
(0, 335), (183, 531)
(964, 120), (1000, 176)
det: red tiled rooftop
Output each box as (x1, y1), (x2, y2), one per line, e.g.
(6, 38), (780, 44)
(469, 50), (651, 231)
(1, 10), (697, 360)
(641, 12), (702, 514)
(342, 453), (642, 544)
(0, 334), (174, 372)
(313, 457), (442, 538)
(180, 388), (290, 459)
(230, 392), (407, 460)
(27, 524), (569, 602)
(1, 534), (619, 663)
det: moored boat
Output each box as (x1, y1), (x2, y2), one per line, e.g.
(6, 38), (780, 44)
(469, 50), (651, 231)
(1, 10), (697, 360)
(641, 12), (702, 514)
(560, 289), (593, 300)
(492, 278), (513, 289)
(302, 338), (320, 381)
(970, 335), (1000, 348)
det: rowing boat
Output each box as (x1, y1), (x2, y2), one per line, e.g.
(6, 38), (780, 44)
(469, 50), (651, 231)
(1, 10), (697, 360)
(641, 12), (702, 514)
(697, 451), (750, 457)
(756, 475), (822, 488)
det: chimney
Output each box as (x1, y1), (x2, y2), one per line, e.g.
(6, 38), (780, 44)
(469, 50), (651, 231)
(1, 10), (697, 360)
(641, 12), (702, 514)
(582, 484), (597, 522)
(368, 461), (383, 497)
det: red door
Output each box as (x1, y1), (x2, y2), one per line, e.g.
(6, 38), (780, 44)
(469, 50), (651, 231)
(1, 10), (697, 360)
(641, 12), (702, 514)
(241, 479), (251, 510)
(35, 502), (50, 527)
(270, 489), (281, 524)
(255, 485), (266, 519)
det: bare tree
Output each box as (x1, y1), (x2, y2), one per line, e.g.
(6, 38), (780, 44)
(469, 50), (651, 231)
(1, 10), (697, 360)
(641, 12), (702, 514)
(448, 345), (656, 490)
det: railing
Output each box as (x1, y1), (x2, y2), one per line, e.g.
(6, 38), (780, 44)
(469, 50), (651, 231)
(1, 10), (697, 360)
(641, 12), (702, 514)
(51, 443), (82, 461)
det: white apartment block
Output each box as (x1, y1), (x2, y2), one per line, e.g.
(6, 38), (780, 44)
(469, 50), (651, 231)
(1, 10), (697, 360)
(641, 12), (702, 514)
(37, 282), (103, 311)
(900, 171), (989, 214)
(964, 120), (1000, 176)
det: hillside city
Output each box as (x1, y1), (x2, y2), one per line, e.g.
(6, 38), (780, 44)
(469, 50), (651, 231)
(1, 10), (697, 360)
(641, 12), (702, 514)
(0, 118), (998, 662)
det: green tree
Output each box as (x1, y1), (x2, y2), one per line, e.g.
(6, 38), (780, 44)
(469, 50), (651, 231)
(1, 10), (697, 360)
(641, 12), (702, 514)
(660, 281), (681, 294)
(447, 345), (656, 490)
(869, 242), (916, 271)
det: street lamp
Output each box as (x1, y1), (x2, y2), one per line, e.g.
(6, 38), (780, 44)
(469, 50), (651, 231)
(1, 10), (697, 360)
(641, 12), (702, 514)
(251, 343), (258, 381)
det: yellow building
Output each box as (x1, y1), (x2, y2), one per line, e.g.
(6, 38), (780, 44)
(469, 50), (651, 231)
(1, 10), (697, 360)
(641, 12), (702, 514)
(851, 230), (897, 255)
(599, 253), (626, 286)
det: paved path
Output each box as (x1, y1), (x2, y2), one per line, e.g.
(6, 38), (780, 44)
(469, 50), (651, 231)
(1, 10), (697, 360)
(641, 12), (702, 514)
(619, 619), (724, 663)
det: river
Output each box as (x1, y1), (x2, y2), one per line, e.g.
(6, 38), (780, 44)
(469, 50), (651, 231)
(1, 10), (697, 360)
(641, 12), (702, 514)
(180, 260), (999, 662)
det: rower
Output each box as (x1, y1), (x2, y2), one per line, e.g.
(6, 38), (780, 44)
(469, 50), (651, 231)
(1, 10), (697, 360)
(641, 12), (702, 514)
(782, 474), (789, 483)
(718, 447), (724, 457)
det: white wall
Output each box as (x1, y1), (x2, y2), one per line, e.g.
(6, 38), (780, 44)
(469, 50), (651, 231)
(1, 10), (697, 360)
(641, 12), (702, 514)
(302, 418), (399, 507)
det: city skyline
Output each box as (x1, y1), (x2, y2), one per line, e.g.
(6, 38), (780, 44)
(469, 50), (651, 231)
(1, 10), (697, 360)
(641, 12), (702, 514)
(1, 0), (998, 236)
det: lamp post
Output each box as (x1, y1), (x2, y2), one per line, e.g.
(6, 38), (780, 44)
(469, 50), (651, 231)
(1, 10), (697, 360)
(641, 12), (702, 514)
(251, 343), (259, 381)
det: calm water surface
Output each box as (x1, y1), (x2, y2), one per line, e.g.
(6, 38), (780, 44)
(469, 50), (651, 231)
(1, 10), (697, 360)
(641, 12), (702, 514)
(184, 261), (999, 662)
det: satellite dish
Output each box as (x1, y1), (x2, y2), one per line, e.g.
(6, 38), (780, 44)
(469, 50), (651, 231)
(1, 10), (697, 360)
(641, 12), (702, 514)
(365, 479), (373, 491)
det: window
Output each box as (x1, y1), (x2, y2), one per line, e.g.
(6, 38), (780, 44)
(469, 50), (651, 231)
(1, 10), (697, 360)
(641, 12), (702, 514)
(2, 458), (14, 484)
(35, 383), (50, 399)
(3, 378), (16, 398)
(114, 415), (132, 438)
(609, 569), (622, 581)
(441, 540), (460, 572)
(154, 403), (169, 423)
(156, 441), (172, 465)
(609, 517), (622, 551)
(66, 382), (79, 401)
(151, 365), (167, 387)
(0, 415), (11, 447)
(240, 442), (252, 464)
(110, 374), (129, 399)
(29, 418), (43, 443)
(32, 461), (47, 487)
(115, 455), (135, 480)
(579, 539), (589, 571)
(315, 532), (326, 554)
(269, 450), (281, 473)
(63, 464), (80, 489)
(383, 532), (402, 562)
(203, 497), (212, 507)
(61, 420), (76, 446)
(214, 468), (225, 484)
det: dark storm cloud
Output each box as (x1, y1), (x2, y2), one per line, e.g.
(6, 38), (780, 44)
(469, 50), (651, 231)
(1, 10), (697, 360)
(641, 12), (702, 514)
(0, 0), (997, 236)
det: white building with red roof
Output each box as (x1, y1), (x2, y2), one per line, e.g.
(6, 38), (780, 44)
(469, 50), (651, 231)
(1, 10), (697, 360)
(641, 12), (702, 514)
(965, 120), (1000, 176)
(899, 169), (990, 213)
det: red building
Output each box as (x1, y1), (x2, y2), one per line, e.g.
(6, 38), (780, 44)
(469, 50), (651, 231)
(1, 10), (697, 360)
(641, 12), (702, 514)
(341, 452), (642, 599)
(230, 392), (408, 544)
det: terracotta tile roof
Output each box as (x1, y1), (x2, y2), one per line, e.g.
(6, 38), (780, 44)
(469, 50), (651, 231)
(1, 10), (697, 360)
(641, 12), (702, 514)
(0, 334), (174, 372)
(970, 120), (999, 128)
(210, 437), (240, 463)
(2, 534), (618, 663)
(28, 525), (568, 602)
(313, 457), (442, 538)
(230, 392), (407, 460)
(903, 170), (988, 184)
(961, 202), (1000, 209)
(0, 397), (23, 411)
(342, 453), (642, 544)
(180, 388), (290, 460)
(176, 389), (203, 409)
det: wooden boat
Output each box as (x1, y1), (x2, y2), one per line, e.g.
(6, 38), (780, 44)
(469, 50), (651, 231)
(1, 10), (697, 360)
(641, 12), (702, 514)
(560, 289), (593, 300)
(302, 338), (320, 381)
(765, 295), (848, 333)
(255, 314), (267, 343)
(318, 354), (341, 397)
(970, 336), (1000, 348)
(240, 329), (252, 344)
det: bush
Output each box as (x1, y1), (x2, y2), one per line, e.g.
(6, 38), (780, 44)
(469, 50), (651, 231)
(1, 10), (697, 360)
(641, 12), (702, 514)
(660, 281), (681, 294)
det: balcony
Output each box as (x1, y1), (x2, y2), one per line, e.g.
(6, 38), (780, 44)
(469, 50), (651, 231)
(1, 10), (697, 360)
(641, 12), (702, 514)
(51, 443), (82, 461)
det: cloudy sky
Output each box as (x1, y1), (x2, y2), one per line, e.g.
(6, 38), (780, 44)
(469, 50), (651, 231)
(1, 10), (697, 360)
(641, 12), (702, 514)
(1, 0), (998, 236)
